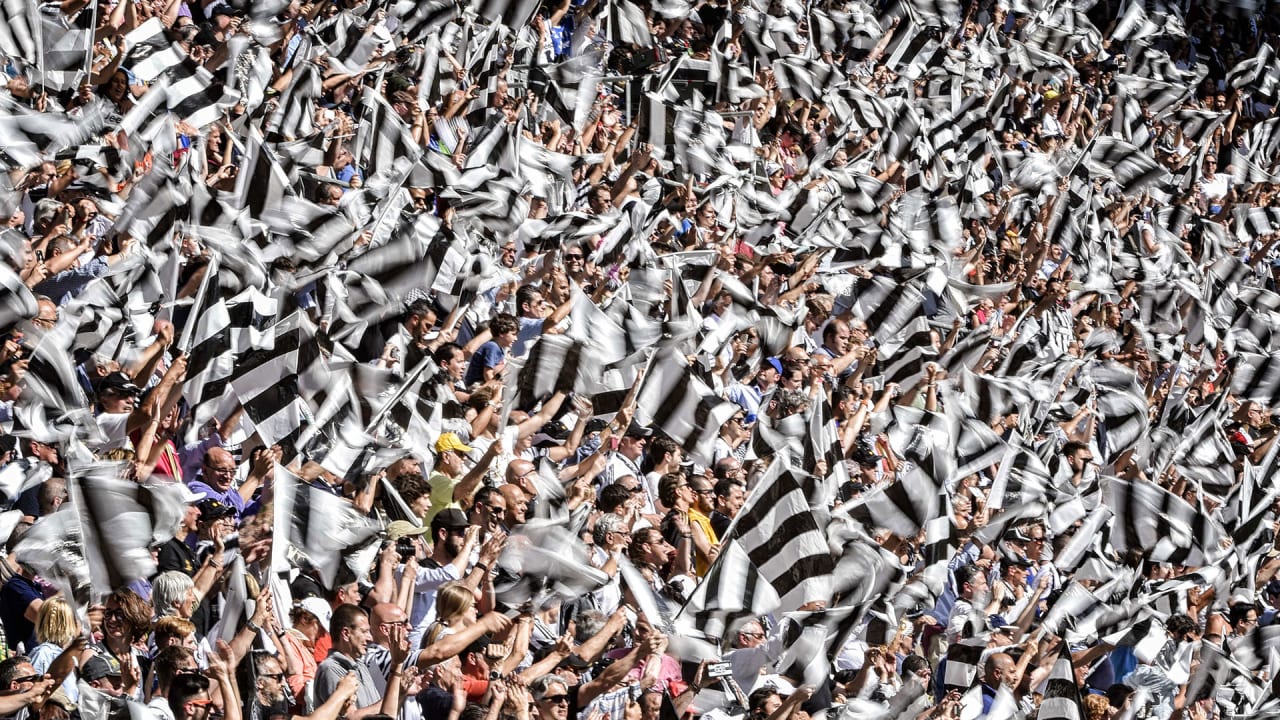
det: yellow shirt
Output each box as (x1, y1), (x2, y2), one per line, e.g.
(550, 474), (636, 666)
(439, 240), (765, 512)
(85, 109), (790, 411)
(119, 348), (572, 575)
(689, 509), (718, 576)
(426, 470), (459, 528)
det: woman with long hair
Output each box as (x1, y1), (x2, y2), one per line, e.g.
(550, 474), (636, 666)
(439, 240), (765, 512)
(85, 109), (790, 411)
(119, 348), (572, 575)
(92, 589), (152, 700)
(422, 581), (478, 646)
(28, 598), (89, 701)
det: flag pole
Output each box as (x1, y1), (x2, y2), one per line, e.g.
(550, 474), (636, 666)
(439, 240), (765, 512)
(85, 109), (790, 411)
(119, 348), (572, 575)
(363, 356), (434, 435)
(34, 3), (46, 93)
(82, 2), (99, 81)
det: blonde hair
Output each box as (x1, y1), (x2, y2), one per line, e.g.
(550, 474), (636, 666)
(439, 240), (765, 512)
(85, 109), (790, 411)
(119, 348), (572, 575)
(433, 581), (475, 626)
(35, 597), (78, 646)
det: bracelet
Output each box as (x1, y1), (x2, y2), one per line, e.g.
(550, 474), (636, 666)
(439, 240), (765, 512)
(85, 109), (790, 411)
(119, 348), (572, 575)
(682, 534), (693, 539)
(247, 621), (262, 634)
(475, 562), (490, 575)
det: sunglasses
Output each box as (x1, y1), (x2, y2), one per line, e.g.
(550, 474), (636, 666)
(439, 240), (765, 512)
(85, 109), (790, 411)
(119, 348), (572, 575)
(541, 695), (569, 705)
(259, 673), (285, 681)
(10, 675), (42, 684)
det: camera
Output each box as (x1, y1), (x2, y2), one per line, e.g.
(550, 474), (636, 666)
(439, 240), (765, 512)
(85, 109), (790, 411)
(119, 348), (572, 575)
(395, 537), (417, 562)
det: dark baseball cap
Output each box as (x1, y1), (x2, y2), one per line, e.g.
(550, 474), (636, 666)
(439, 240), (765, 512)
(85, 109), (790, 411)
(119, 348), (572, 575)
(82, 655), (121, 681)
(430, 509), (470, 532)
(97, 371), (141, 396)
(197, 499), (236, 521)
(624, 422), (652, 439)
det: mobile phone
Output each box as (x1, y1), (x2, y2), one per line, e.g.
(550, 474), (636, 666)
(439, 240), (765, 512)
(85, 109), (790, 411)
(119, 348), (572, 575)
(705, 662), (732, 679)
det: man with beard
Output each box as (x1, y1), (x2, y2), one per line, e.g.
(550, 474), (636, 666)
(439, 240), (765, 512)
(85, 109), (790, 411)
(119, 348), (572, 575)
(249, 652), (360, 720)
(402, 509), (477, 651)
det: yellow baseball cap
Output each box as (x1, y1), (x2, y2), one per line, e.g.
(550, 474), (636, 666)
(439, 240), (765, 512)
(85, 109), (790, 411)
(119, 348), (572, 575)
(435, 432), (472, 454)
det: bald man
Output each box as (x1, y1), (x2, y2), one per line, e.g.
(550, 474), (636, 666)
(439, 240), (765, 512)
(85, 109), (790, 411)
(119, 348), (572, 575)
(505, 459), (538, 499)
(979, 653), (1015, 713)
(187, 446), (275, 518)
(365, 603), (411, 693)
(498, 484), (529, 529)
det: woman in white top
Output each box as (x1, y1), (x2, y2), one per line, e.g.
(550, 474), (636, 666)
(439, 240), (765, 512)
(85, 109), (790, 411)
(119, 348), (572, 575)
(421, 581), (479, 647)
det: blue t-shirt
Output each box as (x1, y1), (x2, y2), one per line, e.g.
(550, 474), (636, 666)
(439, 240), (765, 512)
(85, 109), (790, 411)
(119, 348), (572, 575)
(464, 341), (505, 386)
(512, 316), (544, 358)
(0, 574), (42, 651)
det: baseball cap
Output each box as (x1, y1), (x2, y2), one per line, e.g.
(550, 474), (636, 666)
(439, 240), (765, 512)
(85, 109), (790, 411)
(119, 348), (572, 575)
(430, 508), (470, 533)
(82, 655), (121, 681)
(766, 357), (784, 375)
(298, 597), (331, 633)
(98, 371), (141, 396)
(44, 690), (74, 713)
(624, 422), (653, 439)
(197, 500), (235, 521)
(435, 432), (472, 454)
(387, 520), (429, 542)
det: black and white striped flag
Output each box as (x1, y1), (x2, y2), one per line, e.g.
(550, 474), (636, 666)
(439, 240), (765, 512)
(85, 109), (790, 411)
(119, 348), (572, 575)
(1039, 645), (1085, 720)
(390, 0), (456, 44)
(272, 463), (382, 589)
(839, 464), (940, 538)
(1106, 477), (1230, 567)
(228, 312), (331, 458)
(720, 462), (834, 612)
(120, 18), (187, 83)
(1086, 137), (1170, 196)
(634, 348), (740, 465)
(771, 56), (841, 102)
(513, 334), (597, 409)
(679, 539), (781, 639)
(66, 462), (193, 594)
(0, 0), (38, 66)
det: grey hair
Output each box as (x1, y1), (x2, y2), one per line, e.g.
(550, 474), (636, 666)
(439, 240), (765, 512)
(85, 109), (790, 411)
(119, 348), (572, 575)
(152, 571), (195, 617)
(529, 674), (569, 700)
(592, 513), (627, 546)
(574, 610), (606, 643)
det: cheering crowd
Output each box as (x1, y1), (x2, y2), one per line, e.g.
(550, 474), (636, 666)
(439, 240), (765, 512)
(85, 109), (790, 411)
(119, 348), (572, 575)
(2, 0), (1280, 718)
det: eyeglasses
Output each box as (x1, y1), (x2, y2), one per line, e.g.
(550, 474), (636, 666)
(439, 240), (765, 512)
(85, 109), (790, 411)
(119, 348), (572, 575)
(565, 253), (584, 261)
(541, 695), (569, 705)
(381, 620), (409, 628)
(731, 416), (746, 425)
(739, 631), (764, 639)
(32, 316), (56, 327)
(204, 465), (236, 475)
(693, 488), (714, 495)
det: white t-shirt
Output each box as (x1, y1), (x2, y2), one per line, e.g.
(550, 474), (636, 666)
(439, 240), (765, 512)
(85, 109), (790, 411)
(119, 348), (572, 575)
(92, 412), (133, 453)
